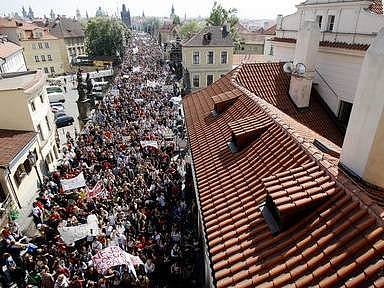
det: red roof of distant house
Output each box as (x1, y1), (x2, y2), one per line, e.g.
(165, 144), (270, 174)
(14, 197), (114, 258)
(0, 40), (22, 59)
(271, 37), (370, 51)
(369, 0), (383, 14)
(183, 62), (384, 288)
(0, 130), (36, 167)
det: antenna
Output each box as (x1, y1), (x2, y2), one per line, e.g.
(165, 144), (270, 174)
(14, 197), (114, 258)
(296, 63), (306, 76)
(283, 62), (293, 73)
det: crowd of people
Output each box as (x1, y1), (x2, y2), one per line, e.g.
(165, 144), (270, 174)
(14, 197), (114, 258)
(0, 33), (202, 288)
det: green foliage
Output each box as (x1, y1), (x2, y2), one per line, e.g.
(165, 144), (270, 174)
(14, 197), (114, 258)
(206, 1), (240, 47)
(179, 20), (204, 40)
(85, 17), (130, 60)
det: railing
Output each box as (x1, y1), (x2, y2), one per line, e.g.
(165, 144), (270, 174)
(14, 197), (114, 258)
(276, 29), (376, 45)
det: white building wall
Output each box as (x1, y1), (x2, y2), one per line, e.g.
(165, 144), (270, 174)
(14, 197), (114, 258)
(273, 43), (365, 115)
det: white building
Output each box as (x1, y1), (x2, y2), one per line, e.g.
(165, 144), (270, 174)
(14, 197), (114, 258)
(0, 70), (58, 174)
(0, 34), (27, 73)
(270, 0), (384, 129)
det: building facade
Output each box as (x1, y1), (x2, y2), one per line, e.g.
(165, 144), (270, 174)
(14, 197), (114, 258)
(0, 18), (69, 76)
(0, 70), (59, 174)
(270, 0), (384, 129)
(0, 34), (27, 73)
(182, 26), (234, 92)
(46, 17), (86, 67)
(0, 130), (42, 224)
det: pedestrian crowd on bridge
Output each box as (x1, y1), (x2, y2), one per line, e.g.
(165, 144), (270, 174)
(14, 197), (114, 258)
(0, 35), (201, 288)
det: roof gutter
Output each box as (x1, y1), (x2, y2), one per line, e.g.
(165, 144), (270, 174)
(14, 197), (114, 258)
(182, 103), (216, 288)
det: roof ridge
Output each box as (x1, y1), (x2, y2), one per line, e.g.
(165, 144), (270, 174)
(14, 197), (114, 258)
(230, 65), (384, 223)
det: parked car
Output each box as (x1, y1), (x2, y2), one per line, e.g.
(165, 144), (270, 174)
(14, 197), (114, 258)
(48, 92), (65, 103)
(54, 111), (66, 119)
(50, 102), (64, 111)
(55, 115), (74, 128)
(46, 85), (65, 94)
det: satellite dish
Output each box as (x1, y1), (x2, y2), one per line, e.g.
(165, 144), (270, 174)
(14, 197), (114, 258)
(296, 63), (306, 75)
(283, 62), (294, 73)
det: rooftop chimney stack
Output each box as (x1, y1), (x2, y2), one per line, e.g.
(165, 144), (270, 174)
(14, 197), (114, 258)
(340, 28), (384, 189)
(289, 20), (320, 108)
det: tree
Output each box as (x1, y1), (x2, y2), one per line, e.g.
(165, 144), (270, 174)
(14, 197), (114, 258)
(85, 17), (130, 61)
(206, 2), (240, 46)
(179, 20), (204, 40)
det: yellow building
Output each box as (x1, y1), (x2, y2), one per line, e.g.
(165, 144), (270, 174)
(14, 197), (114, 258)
(0, 18), (69, 75)
(182, 26), (234, 92)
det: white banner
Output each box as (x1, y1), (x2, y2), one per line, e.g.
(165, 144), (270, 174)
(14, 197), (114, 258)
(58, 214), (99, 245)
(92, 246), (142, 277)
(60, 172), (86, 191)
(140, 140), (159, 149)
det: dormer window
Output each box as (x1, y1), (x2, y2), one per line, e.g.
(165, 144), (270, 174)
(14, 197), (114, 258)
(228, 112), (273, 152)
(260, 164), (340, 235)
(211, 89), (242, 115)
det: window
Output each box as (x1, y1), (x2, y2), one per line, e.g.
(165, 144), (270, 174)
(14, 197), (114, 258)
(193, 51), (200, 65)
(31, 101), (36, 111)
(192, 74), (200, 88)
(35, 55), (40, 62)
(39, 94), (44, 103)
(41, 55), (46, 62)
(207, 51), (214, 64)
(44, 42), (49, 48)
(47, 55), (52, 61)
(37, 124), (44, 141)
(32, 43), (36, 49)
(50, 67), (55, 73)
(269, 45), (274, 56)
(221, 51), (228, 64)
(45, 116), (51, 132)
(327, 15), (335, 31)
(44, 67), (49, 74)
(38, 42), (43, 49)
(207, 74), (214, 86)
(316, 15), (323, 29)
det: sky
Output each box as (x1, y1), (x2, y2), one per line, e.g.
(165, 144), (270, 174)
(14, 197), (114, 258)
(0, 0), (302, 20)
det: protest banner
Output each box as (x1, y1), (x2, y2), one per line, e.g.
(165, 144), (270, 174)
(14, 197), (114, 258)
(140, 140), (159, 149)
(60, 172), (86, 191)
(92, 246), (142, 277)
(87, 181), (107, 199)
(58, 214), (99, 245)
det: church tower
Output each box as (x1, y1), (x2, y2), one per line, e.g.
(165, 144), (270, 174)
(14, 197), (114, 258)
(121, 4), (131, 28)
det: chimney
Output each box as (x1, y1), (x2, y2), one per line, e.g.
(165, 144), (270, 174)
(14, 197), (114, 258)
(288, 20), (320, 108)
(340, 28), (384, 188)
(276, 14), (283, 30)
(222, 23), (229, 38)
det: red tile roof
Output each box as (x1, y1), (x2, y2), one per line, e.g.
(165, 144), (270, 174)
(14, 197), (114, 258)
(0, 41), (22, 59)
(0, 129), (36, 167)
(271, 37), (371, 51)
(369, 0), (383, 14)
(234, 62), (344, 146)
(183, 63), (384, 288)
